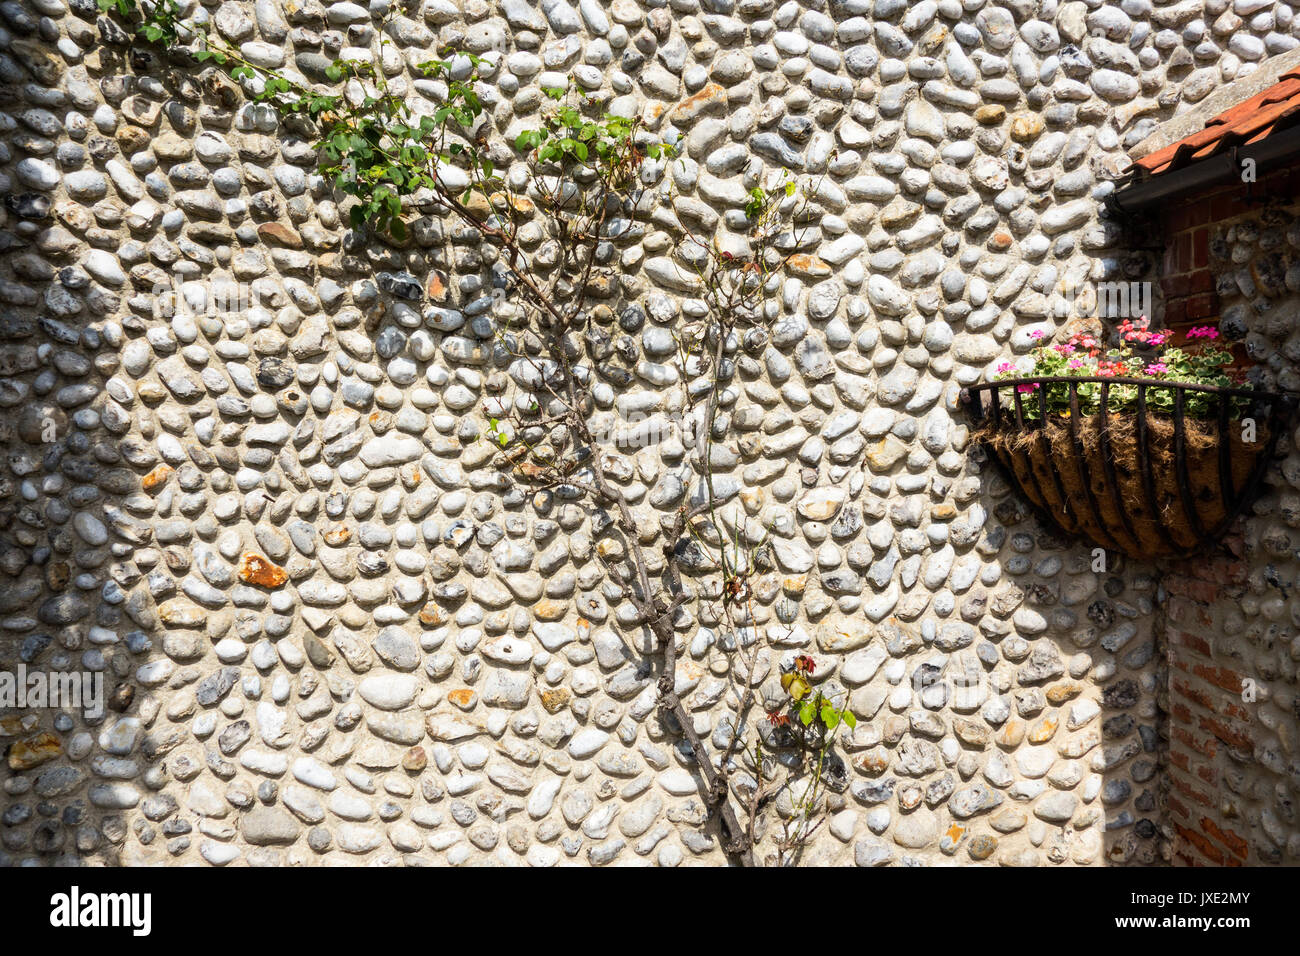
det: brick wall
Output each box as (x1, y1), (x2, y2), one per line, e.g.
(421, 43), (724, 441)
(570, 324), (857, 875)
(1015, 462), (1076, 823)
(1161, 543), (1257, 866)
(1158, 191), (1223, 337)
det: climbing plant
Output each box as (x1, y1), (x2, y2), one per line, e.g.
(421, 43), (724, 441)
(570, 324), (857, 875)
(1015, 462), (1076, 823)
(98, 0), (857, 865)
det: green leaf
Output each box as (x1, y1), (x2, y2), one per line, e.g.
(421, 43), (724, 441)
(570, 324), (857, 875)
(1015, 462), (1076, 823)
(843, 711), (857, 729)
(820, 701), (839, 729)
(799, 701), (815, 727)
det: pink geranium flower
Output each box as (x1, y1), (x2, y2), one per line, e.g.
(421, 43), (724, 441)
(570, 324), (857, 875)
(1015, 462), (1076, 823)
(1003, 313), (1233, 407)
(1067, 331), (1101, 356)
(1118, 315), (1171, 346)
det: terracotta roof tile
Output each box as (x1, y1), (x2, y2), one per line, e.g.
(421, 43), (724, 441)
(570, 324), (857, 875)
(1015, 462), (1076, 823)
(1133, 69), (1300, 177)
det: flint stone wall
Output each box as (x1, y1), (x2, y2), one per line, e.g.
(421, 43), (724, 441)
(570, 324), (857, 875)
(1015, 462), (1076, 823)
(0, 0), (1294, 866)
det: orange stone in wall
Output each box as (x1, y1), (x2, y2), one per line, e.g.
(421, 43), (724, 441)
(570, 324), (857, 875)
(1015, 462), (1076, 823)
(7, 731), (62, 770)
(238, 552), (288, 589)
(447, 688), (477, 710)
(142, 464), (173, 491)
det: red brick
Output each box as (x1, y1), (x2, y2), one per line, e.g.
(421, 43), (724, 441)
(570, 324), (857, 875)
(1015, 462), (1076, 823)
(1210, 195), (1237, 221)
(1164, 575), (1221, 606)
(1166, 595), (1214, 629)
(1221, 699), (1251, 721)
(1172, 676), (1217, 712)
(1192, 556), (1246, 582)
(1201, 818), (1250, 860)
(1173, 725), (1218, 758)
(1199, 714), (1253, 751)
(1192, 227), (1209, 268)
(1168, 794), (1190, 821)
(1164, 297), (1187, 325)
(1187, 270), (1216, 295)
(1161, 273), (1192, 298)
(1176, 823), (1226, 864)
(1178, 629), (1213, 657)
(1191, 662), (1245, 695)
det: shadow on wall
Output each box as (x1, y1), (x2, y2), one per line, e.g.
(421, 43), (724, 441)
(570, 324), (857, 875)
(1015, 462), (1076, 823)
(0, 239), (162, 866)
(1, 52), (301, 862)
(886, 450), (1168, 867)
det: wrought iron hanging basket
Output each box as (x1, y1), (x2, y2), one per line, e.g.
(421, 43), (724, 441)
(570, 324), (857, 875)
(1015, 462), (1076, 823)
(961, 376), (1296, 560)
